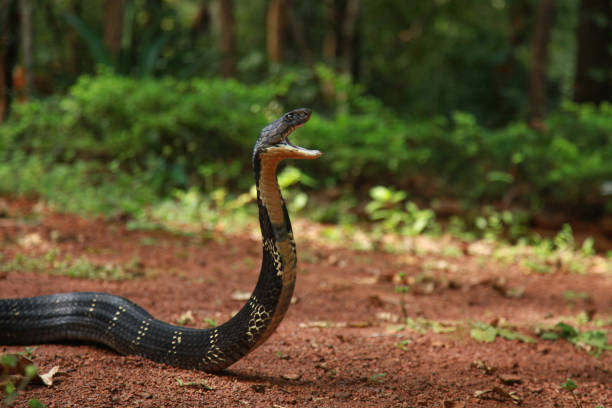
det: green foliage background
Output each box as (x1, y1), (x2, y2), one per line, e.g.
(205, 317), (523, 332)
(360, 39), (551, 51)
(2, 0), (611, 229)
(1, 69), (611, 218)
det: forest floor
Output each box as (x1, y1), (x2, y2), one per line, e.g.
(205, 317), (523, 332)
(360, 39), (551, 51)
(1, 196), (611, 408)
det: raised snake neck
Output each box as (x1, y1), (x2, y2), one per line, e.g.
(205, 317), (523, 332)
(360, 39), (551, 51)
(0, 109), (317, 371)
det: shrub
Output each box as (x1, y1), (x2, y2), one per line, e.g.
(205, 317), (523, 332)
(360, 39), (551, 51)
(1, 71), (610, 216)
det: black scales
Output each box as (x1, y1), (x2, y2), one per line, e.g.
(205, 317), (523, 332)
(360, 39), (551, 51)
(0, 108), (321, 371)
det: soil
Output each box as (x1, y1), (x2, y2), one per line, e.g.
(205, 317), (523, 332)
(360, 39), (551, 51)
(1, 196), (611, 408)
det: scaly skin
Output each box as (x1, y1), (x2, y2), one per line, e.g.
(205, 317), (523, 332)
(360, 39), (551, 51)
(0, 108), (321, 372)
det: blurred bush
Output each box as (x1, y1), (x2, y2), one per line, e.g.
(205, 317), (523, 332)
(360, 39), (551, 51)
(1, 71), (611, 216)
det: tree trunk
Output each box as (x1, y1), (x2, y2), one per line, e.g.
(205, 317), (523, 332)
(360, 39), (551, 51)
(528, 0), (555, 129)
(0, 0), (19, 122)
(218, 0), (236, 77)
(493, 0), (530, 123)
(574, 0), (612, 103)
(191, 1), (210, 39)
(104, 0), (124, 61)
(19, 0), (33, 99)
(68, 0), (83, 75)
(322, 0), (360, 75)
(340, 0), (359, 75)
(322, 0), (337, 64)
(286, 5), (314, 67)
(266, 0), (286, 63)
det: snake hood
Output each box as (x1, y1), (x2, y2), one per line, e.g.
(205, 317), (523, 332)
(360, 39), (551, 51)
(254, 108), (321, 161)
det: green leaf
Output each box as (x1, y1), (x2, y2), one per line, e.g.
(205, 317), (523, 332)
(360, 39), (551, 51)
(28, 399), (46, 408)
(1, 354), (18, 367)
(62, 13), (112, 66)
(138, 35), (170, 76)
(5, 381), (16, 395)
(431, 322), (457, 334)
(540, 331), (559, 341)
(291, 192), (308, 212)
(498, 328), (536, 343)
(25, 364), (38, 378)
(470, 326), (497, 343)
(555, 322), (579, 339)
(486, 171), (514, 183)
(561, 378), (577, 391)
(370, 186), (393, 202)
(368, 373), (387, 383)
(203, 318), (218, 328)
(277, 166), (304, 188)
(573, 330), (609, 355)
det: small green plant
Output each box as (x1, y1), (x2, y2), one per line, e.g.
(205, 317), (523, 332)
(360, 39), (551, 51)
(1, 249), (146, 280)
(27, 399), (46, 408)
(139, 237), (157, 246)
(563, 290), (591, 305)
(541, 322), (612, 356)
(395, 283), (409, 321)
(368, 373), (387, 383)
(203, 318), (218, 328)
(365, 186), (437, 236)
(561, 378), (581, 408)
(392, 317), (458, 336)
(394, 339), (412, 351)
(135, 186), (256, 237)
(440, 245), (462, 257)
(470, 322), (536, 344)
(1, 352), (46, 408)
(522, 259), (551, 274)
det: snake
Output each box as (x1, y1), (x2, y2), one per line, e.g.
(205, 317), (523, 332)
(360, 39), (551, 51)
(0, 108), (321, 372)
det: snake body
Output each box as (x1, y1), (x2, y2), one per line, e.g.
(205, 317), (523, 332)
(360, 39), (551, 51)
(0, 108), (320, 371)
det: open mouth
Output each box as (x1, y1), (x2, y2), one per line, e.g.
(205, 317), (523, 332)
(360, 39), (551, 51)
(283, 136), (299, 148)
(278, 135), (321, 159)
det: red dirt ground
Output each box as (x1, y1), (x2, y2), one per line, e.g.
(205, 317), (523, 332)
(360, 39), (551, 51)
(1, 196), (611, 407)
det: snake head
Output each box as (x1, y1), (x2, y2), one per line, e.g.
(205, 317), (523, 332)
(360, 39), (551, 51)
(254, 108), (322, 160)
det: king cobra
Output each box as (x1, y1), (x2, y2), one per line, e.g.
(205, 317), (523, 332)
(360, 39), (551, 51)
(0, 108), (321, 372)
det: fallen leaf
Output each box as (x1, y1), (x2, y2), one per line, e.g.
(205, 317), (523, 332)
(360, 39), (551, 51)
(281, 373), (301, 381)
(499, 374), (522, 385)
(1, 353), (66, 388)
(231, 291), (251, 301)
(474, 387), (522, 405)
(38, 366), (61, 386)
(347, 321), (372, 328)
(18, 233), (44, 248)
(442, 401), (466, 408)
(471, 359), (496, 375)
(376, 312), (400, 322)
(175, 310), (195, 325)
(353, 277), (378, 285)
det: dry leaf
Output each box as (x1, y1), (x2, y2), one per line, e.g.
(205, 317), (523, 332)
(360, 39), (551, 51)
(38, 366), (62, 386)
(175, 310), (195, 325)
(1, 353), (66, 388)
(443, 401), (466, 408)
(231, 291), (251, 301)
(499, 374), (522, 385)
